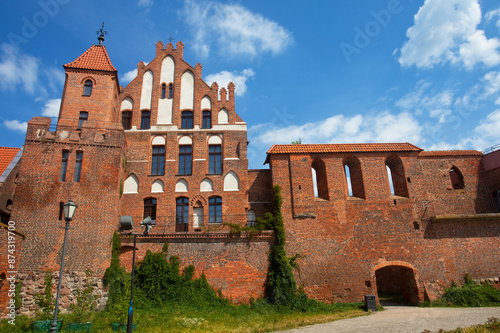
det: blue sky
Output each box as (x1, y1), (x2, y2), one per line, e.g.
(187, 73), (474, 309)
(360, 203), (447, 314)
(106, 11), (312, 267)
(1, 0), (500, 169)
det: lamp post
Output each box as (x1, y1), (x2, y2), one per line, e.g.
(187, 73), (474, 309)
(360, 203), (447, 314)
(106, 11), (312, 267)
(50, 200), (78, 333)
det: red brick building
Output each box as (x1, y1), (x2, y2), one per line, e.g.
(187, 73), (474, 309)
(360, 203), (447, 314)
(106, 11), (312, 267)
(2, 37), (500, 315)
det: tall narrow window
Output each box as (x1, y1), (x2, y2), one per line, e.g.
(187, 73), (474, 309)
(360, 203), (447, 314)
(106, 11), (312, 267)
(74, 151), (83, 182)
(59, 150), (69, 182)
(122, 111), (132, 130)
(83, 79), (93, 96)
(209, 196), (222, 223)
(385, 155), (409, 197)
(141, 110), (150, 129)
(202, 111), (211, 129)
(449, 166), (465, 190)
(181, 111), (193, 129)
(178, 145), (192, 175)
(78, 111), (88, 130)
(311, 159), (329, 200)
(143, 198), (157, 222)
(176, 197), (189, 232)
(209, 145), (222, 174)
(161, 83), (166, 99)
(151, 146), (165, 176)
(168, 83), (173, 99)
(343, 155), (365, 199)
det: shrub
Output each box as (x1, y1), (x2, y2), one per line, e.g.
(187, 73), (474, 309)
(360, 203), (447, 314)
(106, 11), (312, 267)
(442, 275), (500, 307)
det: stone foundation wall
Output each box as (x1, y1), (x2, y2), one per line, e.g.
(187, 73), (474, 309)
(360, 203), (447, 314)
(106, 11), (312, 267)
(15, 271), (107, 318)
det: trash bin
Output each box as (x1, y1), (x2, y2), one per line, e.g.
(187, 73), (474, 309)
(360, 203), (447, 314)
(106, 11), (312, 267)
(364, 294), (377, 312)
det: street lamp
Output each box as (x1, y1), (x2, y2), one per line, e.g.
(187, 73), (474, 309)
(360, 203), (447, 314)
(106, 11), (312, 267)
(50, 200), (78, 333)
(119, 215), (154, 333)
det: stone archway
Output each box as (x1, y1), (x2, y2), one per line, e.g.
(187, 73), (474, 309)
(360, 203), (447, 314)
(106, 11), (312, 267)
(373, 262), (420, 305)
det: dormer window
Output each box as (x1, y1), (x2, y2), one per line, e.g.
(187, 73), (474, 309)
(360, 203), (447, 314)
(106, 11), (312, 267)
(83, 80), (93, 96)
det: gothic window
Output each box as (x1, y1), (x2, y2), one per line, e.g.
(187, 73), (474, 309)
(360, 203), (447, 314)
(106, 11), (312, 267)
(73, 151), (83, 182)
(161, 83), (166, 99)
(181, 111), (193, 129)
(83, 79), (93, 96)
(151, 145), (165, 176)
(178, 145), (192, 175)
(59, 150), (69, 182)
(209, 145), (222, 174)
(209, 196), (222, 223)
(141, 110), (151, 130)
(449, 166), (465, 190)
(343, 155), (365, 199)
(78, 111), (88, 130)
(385, 155), (409, 197)
(202, 111), (211, 129)
(176, 197), (189, 232)
(144, 198), (157, 222)
(168, 83), (173, 99)
(247, 209), (256, 227)
(311, 159), (329, 200)
(122, 111), (132, 130)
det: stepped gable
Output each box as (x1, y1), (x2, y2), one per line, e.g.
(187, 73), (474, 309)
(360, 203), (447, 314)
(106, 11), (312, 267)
(266, 142), (423, 154)
(64, 44), (117, 72)
(0, 147), (20, 176)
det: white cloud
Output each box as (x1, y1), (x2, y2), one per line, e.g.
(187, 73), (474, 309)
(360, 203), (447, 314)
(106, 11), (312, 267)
(396, 80), (454, 123)
(205, 68), (255, 96)
(3, 120), (28, 133)
(41, 98), (61, 117)
(485, 8), (500, 30)
(399, 0), (500, 69)
(181, 0), (293, 58)
(138, 0), (153, 12)
(250, 111), (422, 147)
(120, 69), (137, 85)
(474, 109), (500, 141)
(0, 43), (39, 94)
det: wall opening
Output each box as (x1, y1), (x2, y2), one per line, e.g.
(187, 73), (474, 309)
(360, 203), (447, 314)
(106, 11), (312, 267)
(344, 155), (365, 199)
(385, 155), (409, 197)
(449, 166), (465, 190)
(311, 159), (329, 200)
(375, 265), (419, 305)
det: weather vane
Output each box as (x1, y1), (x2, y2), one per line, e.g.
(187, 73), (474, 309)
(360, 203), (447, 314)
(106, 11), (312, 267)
(97, 22), (108, 45)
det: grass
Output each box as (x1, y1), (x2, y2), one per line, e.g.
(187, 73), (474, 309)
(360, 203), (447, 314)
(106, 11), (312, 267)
(0, 301), (367, 333)
(433, 317), (500, 333)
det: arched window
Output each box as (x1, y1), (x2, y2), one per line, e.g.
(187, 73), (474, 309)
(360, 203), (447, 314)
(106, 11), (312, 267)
(78, 111), (88, 130)
(141, 110), (151, 130)
(83, 79), (93, 96)
(311, 159), (329, 200)
(168, 83), (173, 99)
(449, 166), (464, 190)
(122, 111), (132, 130)
(209, 196), (222, 223)
(161, 83), (166, 99)
(181, 111), (193, 129)
(143, 198), (157, 222)
(343, 155), (365, 199)
(385, 155), (409, 197)
(202, 111), (211, 129)
(176, 197), (189, 232)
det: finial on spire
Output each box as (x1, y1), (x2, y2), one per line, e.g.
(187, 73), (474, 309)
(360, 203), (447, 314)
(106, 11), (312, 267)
(97, 22), (108, 45)
(168, 34), (174, 43)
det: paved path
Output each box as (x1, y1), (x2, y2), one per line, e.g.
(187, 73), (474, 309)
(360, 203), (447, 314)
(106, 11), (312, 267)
(275, 306), (500, 333)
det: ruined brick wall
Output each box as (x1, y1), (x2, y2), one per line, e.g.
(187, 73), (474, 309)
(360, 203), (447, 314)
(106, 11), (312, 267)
(119, 234), (273, 303)
(268, 150), (500, 304)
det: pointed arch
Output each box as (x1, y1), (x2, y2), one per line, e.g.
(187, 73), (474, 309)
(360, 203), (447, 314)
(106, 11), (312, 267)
(311, 158), (329, 200)
(343, 155), (365, 199)
(224, 171), (239, 191)
(140, 70), (154, 110)
(218, 108), (229, 124)
(124, 174), (139, 194)
(449, 165), (465, 190)
(385, 154), (408, 197)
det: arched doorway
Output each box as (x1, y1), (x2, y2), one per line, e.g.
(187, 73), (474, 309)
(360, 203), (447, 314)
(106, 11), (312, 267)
(374, 264), (420, 305)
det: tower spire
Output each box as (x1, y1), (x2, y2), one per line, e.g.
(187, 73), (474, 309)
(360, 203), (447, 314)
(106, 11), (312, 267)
(96, 22), (107, 45)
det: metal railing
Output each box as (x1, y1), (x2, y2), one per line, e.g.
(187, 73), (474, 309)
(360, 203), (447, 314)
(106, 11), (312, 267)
(482, 143), (500, 154)
(125, 214), (257, 235)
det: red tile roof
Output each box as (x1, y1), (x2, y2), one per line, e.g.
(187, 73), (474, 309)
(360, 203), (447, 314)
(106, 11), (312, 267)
(0, 147), (20, 176)
(64, 45), (117, 72)
(266, 143), (423, 155)
(419, 150), (482, 157)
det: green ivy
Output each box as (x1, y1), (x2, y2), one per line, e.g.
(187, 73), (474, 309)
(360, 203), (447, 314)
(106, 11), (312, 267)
(103, 231), (129, 308)
(35, 270), (54, 319)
